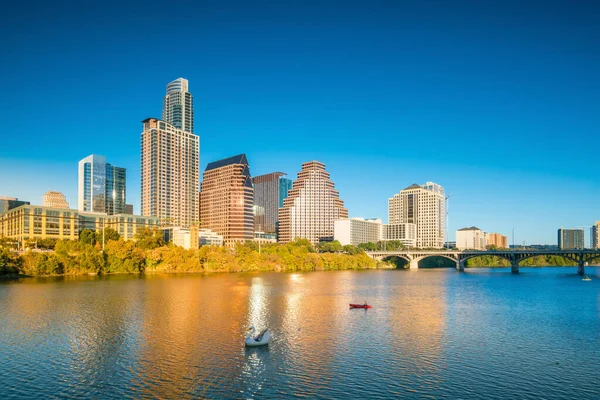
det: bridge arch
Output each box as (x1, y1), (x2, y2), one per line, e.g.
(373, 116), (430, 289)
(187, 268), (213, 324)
(412, 254), (459, 267)
(517, 253), (579, 266)
(459, 253), (513, 266)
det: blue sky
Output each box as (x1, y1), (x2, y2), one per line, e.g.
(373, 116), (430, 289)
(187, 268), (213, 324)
(0, 0), (598, 245)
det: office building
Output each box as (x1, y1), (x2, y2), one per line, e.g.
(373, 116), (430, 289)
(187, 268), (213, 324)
(162, 226), (223, 249)
(199, 154), (254, 246)
(558, 228), (584, 250)
(488, 232), (509, 248)
(0, 204), (159, 244)
(334, 218), (382, 246)
(140, 117), (199, 227)
(0, 197), (30, 214)
(278, 161), (348, 245)
(388, 182), (445, 248)
(43, 191), (69, 209)
(592, 222), (600, 249)
(252, 172), (293, 233)
(78, 154), (126, 215)
(456, 227), (488, 250)
(383, 223), (417, 247)
(163, 77), (194, 133)
(125, 204), (134, 214)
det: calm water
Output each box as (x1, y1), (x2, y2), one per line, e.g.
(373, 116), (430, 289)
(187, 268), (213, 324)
(0, 267), (598, 399)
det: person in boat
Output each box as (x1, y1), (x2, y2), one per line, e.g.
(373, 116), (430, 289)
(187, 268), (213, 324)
(364, 301), (367, 306)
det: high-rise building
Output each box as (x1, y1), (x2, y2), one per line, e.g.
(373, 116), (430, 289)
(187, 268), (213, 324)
(199, 154), (254, 246)
(388, 182), (445, 248)
(78, 154), (126, 215)
(591, 222), (599, 249)
(163, 77), (193, 133)
(0, 197), (30, 214)
(278, 161), (348, 245)
(456, 227), (487, 250)
(125, 204), (134, 214)
(42, 191), (69, 208)
(140, 118), (199, 228)
(252, 172), (293, 233)
(558, 228), (584, 250)
(488, 232), (509, 248)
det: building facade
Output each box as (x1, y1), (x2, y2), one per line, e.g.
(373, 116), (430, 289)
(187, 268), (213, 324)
(199, 154), (254, 246)
(140, 118), (199, 227)
(383, 223), (417, 247)
(0, 197), (30, 214)
(162, 226), (223, 249)
(0, 204), (159, 244)
(252, 172), (292, 233)
(592, 222), (600, 249)
(163, 77), (194, 133)
(388, 182), (445, 248)
(558, 228), (584, 250)
(487, 232), (509, 248)
(43, 191), (69, 208)
(456, 226), (487, 250)
(334, 218), (382, 246)
(78, 154), (126, 215)
(278, 161), (348, 245)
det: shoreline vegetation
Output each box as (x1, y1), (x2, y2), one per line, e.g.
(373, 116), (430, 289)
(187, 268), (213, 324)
(0, 229), (586, 278)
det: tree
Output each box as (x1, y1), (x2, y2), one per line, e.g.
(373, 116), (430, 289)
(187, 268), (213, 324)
(343, 245), (361, 255)
(80, 229), (96, 245)
(0, 248), (22, 275)
(358, 242), (377, 251)
(135, 227), (166, 250)
(95, 227), (120, 244)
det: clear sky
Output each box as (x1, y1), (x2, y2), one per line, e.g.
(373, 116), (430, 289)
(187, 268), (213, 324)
(1, 0), (598, 245)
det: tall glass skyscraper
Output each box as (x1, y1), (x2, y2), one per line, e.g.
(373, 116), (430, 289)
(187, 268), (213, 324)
(252, 172), (293, 233)
(163, 78), (194, 133)
(78, 154), (126, 215)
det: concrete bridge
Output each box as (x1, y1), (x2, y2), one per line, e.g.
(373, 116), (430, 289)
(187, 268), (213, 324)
(366, 249), (600, 275)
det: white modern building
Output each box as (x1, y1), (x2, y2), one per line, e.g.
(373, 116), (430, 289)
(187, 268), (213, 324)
(163, 77), (194, 133)
(78, 154), (126, 215)
(388, 182), (445, 248)
(334, 218), (383, 246)
(162, 227), (224, 249)
(383, 223), (417, 247)
(456, 226), (488, 250)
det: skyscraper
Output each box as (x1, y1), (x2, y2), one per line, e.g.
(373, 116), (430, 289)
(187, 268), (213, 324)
(141, 118), (199, 227)
(163, 77), (193, 133)
(199, 154), (254, 246)
(278, 161), (348, 245)
(388, 182), (445, 248)
(558, 228), (584, 250)
(252, 172), (293, 233)
(78, 154), (126, 215)
(592, 222), (600, 249)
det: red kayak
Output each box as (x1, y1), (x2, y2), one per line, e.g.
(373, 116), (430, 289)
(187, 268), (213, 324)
(349, 304), (372, 309)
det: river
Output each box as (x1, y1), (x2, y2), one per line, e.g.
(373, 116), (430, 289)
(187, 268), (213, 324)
(0, 267), (598, 399)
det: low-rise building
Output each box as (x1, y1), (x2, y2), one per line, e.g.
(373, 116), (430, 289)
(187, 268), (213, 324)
(487, 232), (509, 248)
(456, 227), (488, 250)
(0, 204), (159, 244)
(334, 218), (382, 246)
(162, 226), (224, 249)
(383, 223), (417, 247)
(0, 197), (30, 214)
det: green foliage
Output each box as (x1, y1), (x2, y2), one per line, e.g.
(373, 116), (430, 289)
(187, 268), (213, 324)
(135, 227), (166, 250)
(318, 240), (343, 253)
(358, 242), (378, 251)
(22, 252), (64, 275)
(0, 248), (23, 275)
(95, 227), (121, 244)
(24, 238), (58, 250)
(343, 245), (362, 255)
(79, 229), (96, 245)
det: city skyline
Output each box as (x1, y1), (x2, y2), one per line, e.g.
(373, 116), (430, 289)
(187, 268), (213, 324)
(1, 1), (599, 244)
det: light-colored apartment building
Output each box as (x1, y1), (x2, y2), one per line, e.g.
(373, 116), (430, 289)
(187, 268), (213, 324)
(388, 182), (445, 248)
(592, 221), (600, 249)
(278, 161), (348, 245)
(487, 232), (508, 248)
(43, 191), (69, 209)
(0, 204), (159, 244)
(140, 118), (199, 227)
(334, 218), (382, 246)
(199, 154), (254, 246)
(456, 226), (488, 250)
(383, 223), (417, 247)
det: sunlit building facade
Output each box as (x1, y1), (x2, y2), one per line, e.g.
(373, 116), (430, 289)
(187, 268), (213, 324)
(0, 204), (159, 244)
(334, 218), (382, 246)
(456, 226), (487, 250)
(252, 172), (292, 233)
(487, 232), (509, 248)
(42, 191), (69, 209)
(163, 77), (194, 133)
(388, 182), (445, 248)
(558, 228), (584, 250)
(78, 154), (126, 215)
(199, 154), (254, 246)
(140, 118), (199, 227)
(278, 161), (348, 245)
(592, 222), (600, 249)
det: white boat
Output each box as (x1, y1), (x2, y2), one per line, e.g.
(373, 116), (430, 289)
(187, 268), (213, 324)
(582, 275), (592, 281)
(245, 326), (271, 347)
